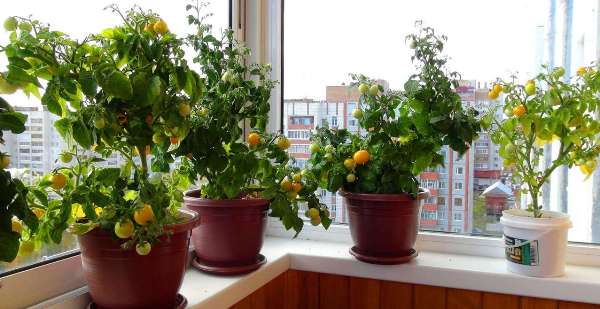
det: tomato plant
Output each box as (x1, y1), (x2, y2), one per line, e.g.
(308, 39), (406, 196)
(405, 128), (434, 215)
(0, 97), (39, 262)
(308, 23), (482, 197)
(0, 6), (198, 253)
(175, 4), (329, 234)
(490, 65), (600, 218)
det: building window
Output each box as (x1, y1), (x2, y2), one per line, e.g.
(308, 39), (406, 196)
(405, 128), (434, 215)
(438, 181), (447, 189)
(421, 210), (437, 221)
(290, 116), (314, 125)
(287, 130), (311, 139)
(454, 198), (463, 207)
(329, 116), (338, 127)
(456, 167), (463, 175)
(453, 212), (463, 221)
(454, 182), (463, 190)
(437, 197), (446, 205)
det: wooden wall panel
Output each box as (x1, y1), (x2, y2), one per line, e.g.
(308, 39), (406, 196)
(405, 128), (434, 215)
(285, 270), (319, 309)
(231, 270), (597, 309)
(483, 292), (520, 309)
(521, 297), (558, 309)
(379, 281), (412, 309)
(414, 284), (446, 309)
(349, 277), (380, 309)
(448, 288), (482, 309)
(319, 273), (350, 309)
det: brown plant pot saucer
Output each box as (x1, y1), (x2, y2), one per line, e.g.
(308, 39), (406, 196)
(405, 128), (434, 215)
(192, 254), (266, 276)
(87, 293), (187, 309)
(349, 246), (418, 265)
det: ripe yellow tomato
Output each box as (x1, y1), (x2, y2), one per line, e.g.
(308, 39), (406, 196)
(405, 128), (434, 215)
(344, 158), (356, 170)
(292, 173), (302, 182)
(308, 208), (319, 219)
(276, 136), (291, 150)
(310, 216), (321, 226)
(512, 104), (526, 118)
(114, 219), (134, 239)
(280, 178), (292, 191)
(170, 136), (179, 145)
(353, 150), (370, 165)
(291, 182), (303, 193)
(153, 20), (169, 35)
(577, 67), (587, 76)
(248, 132), (261, 146)
(492, 84), (503, 93)
(487, 90), (499, 100)
(134, 204), (155, 226)
(0, 155), (10, 169)
(51, 173), (67, 190)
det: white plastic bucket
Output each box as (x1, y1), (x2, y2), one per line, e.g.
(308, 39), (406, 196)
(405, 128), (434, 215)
(500, 209), (572, 277)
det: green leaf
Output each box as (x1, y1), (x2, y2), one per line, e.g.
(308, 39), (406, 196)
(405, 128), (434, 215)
(6, 64), (41, 87)
(68, 222), (98, 235)
(72, 119), (92, 149)
(0, 231), (20, 262)
(41, 84), (62, 116)
(96, 168), (121, 186)
(79, 71), (97, 97)
(0, 111), (26, 133)
(103, 71), (132, 99)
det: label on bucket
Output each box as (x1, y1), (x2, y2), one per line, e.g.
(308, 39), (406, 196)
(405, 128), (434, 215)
(505, 235), (538, 266)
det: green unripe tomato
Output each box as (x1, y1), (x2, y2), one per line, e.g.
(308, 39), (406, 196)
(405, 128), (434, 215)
(136, 241), (152, 256)
(18, 22), (32, 32)
(94, 117), (106, 129)
(4, 17), (17, 31)
(524, 82), (536, 96)
(553, 67), (565, 78)
(324, 153), (334, 161)
(408, 38), (417, 49)
(292, 173), (302, 182)
(358, 83), (369, 95)
(503, 106), (513, 117)
(152, 132), (165, 144)
(0, 155), (10, 169)
(324, 144), (334, 153)
(346, 173), (356, 183)
(60, 152), (73, 163)
(309, 143), (321, 153)
(368, 84), (379, 96)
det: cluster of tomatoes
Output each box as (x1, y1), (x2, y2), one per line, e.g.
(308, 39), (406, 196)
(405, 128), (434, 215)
(309, 142), (370, 184)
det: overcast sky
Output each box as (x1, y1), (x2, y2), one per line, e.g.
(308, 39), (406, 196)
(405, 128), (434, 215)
(284, 0), (598, 100)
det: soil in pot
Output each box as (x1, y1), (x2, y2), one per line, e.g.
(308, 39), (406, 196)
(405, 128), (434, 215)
(184, 190), (269, 275)
(78, 209), (199, 309)
(500, 208), (572, 277)
(341, 189), (428, 265)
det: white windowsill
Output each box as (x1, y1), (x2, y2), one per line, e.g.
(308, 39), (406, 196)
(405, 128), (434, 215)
(31, 236), (600, 309)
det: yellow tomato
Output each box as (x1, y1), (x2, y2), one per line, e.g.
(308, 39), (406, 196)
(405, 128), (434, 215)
(51, 173), (67, 190)
(308, 208), (320, 219)
(248, 132), (261, 146)
(493, 84), (503, 93)
(291, 182), (303, 193)
(276, 136), (291, 150)
(353, 150), (370, 165)
(487, 90), (499, 100)
(153, 20), (169, 35)
(346, 173), (356, 183)
(280, 178), (292, 191)
(136, 241), (152, 256)
(344, 158), (356, 170)
(12, 218), (23, 234)
(577, 66), (588, 76)
(0, 155), (10, 169)
(32, 208), (45, 219)
(512, 104), (526, 118)
(134, 204), (155, 226)
(115, 219), (134, 239)
(310, 216), (321, 226)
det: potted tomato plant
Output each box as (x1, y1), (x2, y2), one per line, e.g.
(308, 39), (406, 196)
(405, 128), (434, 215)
(177, 6), (329, 275)
(0, 96), (41, 262)
(490, 65), (600, 277)
(307, 24), (482, 264)
(1, 7), (201, 308)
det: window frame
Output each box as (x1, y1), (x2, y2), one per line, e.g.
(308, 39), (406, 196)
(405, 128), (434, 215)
(268, 0), (600, 268)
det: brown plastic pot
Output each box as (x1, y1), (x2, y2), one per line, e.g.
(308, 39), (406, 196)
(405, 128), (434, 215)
(184, 190), (268, 275)
(78, 209), (199, 309)
(341, 189), (428, 264)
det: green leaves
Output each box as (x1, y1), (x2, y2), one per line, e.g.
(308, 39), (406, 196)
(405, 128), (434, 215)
(102, 71), (132, 100)
(0, 231), (20, 262)
(0, 98), (27, 134)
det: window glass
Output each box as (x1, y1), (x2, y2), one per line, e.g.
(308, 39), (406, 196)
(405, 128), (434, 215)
(0, 0), (229, 276)
(284, 0), (600, 243)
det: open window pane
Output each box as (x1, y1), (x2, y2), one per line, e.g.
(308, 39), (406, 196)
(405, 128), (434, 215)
(283, 0), (600, 242)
